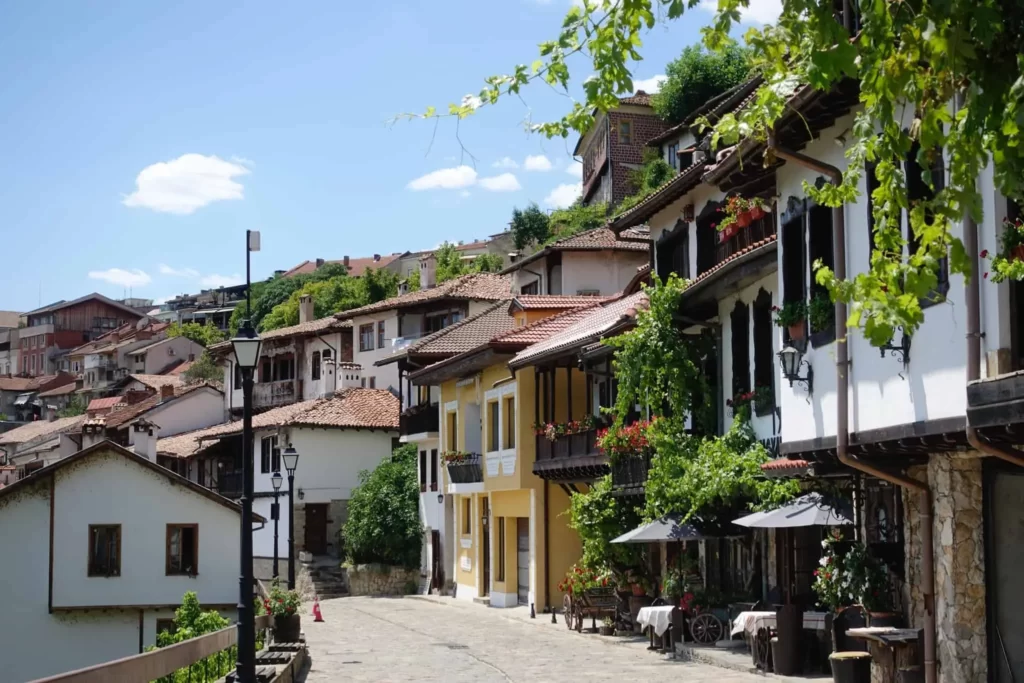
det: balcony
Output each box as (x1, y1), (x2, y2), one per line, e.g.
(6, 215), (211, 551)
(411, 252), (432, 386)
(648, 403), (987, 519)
(610, 452), (651, 496)
(532, 429), (610, 482)
(217, 470), (242, 498)
(254, 379), (299, 409)
(446, 454), (483, 485)
(400, 403), (440, 437)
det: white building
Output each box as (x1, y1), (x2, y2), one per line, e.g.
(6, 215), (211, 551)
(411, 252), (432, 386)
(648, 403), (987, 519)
(128, 336), (205, 376)
(0, 439), (254, 683)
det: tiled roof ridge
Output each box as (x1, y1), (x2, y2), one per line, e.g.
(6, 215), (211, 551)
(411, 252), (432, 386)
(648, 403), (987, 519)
(685, 234), (777, 289)
(490, 300), (609, 345)
(335, 272), (511, 319)
(609, 160), (707, 232)
(405, 300), (511, 353)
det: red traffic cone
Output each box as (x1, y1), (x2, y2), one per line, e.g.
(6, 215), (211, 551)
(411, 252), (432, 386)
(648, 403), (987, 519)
(313, 596), (324, 622)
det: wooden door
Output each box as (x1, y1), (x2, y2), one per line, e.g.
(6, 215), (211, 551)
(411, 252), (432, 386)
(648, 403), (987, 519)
(304, 504), (329, 556)
(481, 498), (490, 596)
(517, 518), (530, 605)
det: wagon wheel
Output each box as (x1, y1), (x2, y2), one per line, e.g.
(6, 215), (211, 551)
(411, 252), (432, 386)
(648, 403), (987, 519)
(563, 594), (573, 629)
(690, 612), (723, 644)
(753, 627), (772, 670)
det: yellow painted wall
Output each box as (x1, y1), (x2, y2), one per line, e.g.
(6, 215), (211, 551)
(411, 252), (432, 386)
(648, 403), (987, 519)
(546, 482), (585, 607)
(454, 492), (475, 590)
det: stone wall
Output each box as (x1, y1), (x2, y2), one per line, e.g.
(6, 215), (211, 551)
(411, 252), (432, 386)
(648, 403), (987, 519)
(347, 564), (420, 597)
(326, 499), (348, 558)
(903, 452), (986, 683)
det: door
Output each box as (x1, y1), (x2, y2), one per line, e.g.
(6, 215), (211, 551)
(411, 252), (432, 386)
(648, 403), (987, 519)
(431, 530), (443, 591)
(481, 498), (490, 596)
(517, 518), (530, 605)
(987, 467), (1024, 682)
(304, 504), (329, 556)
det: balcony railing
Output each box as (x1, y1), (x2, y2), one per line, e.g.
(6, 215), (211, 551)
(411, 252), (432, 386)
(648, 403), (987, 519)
(534, 429), (600, 462)
(533, 428), (610, 481)
(400, 403), (440, 435)
(217, 470), (242, 498)
(254, 379), (298, 408)
(610, 452), (652, 494)
(712, 214), (775, 271)
(446, 454), (483, 484)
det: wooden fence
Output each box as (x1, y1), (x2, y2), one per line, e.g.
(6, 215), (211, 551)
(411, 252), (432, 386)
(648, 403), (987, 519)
(30, 615), (271, 683)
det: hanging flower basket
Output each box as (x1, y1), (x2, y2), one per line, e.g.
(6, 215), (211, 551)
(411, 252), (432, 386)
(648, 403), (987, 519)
(749, 205), (766, 221)
(736, 211), (753, 228)
(788, 323), (805, 340)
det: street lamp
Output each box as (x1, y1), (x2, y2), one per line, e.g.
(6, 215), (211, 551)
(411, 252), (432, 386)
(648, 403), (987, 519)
(282, 445), (300, 590)
(778, 345), (813, 393)
(233, 229), (260, 683)
(271, 471), (283, 579)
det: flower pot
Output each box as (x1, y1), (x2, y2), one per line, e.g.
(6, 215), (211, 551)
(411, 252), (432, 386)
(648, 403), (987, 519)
(737, 211), (753, 228)
(631, 583), (646, 597)
(1012, 245), (1024, 262)
(750, 205), (766, 221)
(829, 651), (872, 683)
(599, 625), (615, 636)
(273, 613), (301, 643)
(788, 322), (806, 340)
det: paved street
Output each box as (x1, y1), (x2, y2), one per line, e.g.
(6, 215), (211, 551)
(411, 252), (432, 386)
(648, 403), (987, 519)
(298, 596), (795, 682)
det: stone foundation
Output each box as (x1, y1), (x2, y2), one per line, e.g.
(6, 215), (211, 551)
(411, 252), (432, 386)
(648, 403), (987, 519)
(347, 564), (420, 596)
(903, 452), (986, 683)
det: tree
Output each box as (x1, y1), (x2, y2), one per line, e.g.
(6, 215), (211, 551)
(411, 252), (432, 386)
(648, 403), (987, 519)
(405, 267), (421, 292)
(362, 267), (399, 303)
(343, 444), (422, 568)
(510, 203), (551, 249)
(228, 262), (350, 334)
(616, 150), (677, 213)
(182, 352), (223, 385)
(167, 321), (225, 347)
(546, 202), (608, 244)
(58, 394), (86, 418)
(150, 591), (235, 683)
(470, 253), (504, 273)
(652, 44), (752, 124)
(568, 475), (644, 571)
(418, 0), (1024, 346)
(434, 242), (466, 284)
(259, 268), (398, 332)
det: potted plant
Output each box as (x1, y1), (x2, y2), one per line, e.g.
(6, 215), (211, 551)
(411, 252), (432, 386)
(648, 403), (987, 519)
(983, 217), (1024, 282)
(808, 292), (834, 335)
(264, 580), (302, 643)
(600, 616), (615, 636)
(843, 544), (899, 626)
(597, 419), (654, 462)
(773, 300), (807, 341)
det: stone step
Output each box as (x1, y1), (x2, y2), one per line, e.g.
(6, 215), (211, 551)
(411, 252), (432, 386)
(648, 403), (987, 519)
(472, 596), (490, 606)
(316, 592), (349, 600)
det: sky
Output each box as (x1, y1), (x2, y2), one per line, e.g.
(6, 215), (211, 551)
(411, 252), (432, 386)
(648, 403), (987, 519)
(0, 0), (780, 312)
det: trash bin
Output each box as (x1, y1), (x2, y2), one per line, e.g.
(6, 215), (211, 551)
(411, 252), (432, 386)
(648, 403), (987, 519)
(830, 651), (872, 683)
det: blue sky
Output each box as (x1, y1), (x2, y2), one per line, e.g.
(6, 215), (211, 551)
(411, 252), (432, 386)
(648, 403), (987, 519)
(0, 1), (778, 312)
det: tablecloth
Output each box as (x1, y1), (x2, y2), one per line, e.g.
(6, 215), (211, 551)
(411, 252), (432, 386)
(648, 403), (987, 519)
(730, 610), (828, 637)
(636, 605), (676, 636)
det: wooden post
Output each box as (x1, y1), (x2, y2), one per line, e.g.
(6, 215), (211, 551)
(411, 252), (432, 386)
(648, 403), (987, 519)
(585, 369), (592, 418)
(566, 365), (573, 422)
(534, 368), (540, 426)
(549, 367), (556, 423)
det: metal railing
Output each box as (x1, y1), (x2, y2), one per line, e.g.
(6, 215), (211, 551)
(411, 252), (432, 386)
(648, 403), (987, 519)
(446, 454), (483, 484)
(610, 451), (652, 493)
(400, 404), (440, 435)
(217, 471), (243, 497)
(535, 429), (600, 462)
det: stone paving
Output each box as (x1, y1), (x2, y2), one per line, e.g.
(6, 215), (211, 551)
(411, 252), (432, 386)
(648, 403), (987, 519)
(297, 595), (812, 682)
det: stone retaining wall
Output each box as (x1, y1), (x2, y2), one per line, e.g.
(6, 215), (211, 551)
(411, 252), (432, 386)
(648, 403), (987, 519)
(347, 564), (420, 596)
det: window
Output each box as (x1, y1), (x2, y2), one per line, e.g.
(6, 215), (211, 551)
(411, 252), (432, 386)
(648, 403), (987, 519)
(311, 351), (321, 381)
(425, 314), (447, 334)
(359, 324), (374, 352)
(865, 161), (880, 266)
(657, 221), (690, 280)
(88, 524), (121, 577)
(781, 199), (808, 340)
(520, 281), (539, 295)
(666, 142), (679, 170)
(260, 435), (279, 474)
(504, 397), (516, 449)
(618, 120), (632, 145)
(361, 377), (366, 387)
(448, 411), (458, 451)
(808, 203), (835, 342)
(166, 524), (198, 575)
(497, 517), (506, 582)
(377, 321), (386, 349)
(260, 358), (271, 383)
(730, 301), (751, 397)
(488, 401), (499, 452)
(419, 450), (427, 491)
(156, 619), (177, 636)
(462, 498), (472, 534)
(430, 449), (438, 492)
(752, 289), (775, 415)
(322, 348), (332, 361)
(905, 141), (949, 306)
(369, 376), (376, 389)
(273, 355), (295, 381)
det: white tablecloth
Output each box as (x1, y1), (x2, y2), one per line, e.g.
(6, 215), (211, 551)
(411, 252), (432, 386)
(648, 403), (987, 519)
(730, 610), (828, 637)
(637, 605), (676, 636)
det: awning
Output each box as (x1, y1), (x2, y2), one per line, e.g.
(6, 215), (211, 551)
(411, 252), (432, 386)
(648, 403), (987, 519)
(732, 493), (853, 528)
(13, 393), (34, 406)
(611, 514), (705, 544)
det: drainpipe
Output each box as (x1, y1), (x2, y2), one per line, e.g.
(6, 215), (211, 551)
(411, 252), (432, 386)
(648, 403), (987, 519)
(767, 132), (937, 683)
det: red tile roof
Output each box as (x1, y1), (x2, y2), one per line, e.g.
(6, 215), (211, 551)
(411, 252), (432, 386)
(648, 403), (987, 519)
(618, 90), (654, 106)
(686, 234), (777, 290)
(493, 304), (606, 347)
(128, 374), (184, 391)
(501, 228), (649, 274)
(167, 360), (194, 376)
(0, 374), (75, 393)
(608, 161), (706, 232)
(24, 292), (144, 319)
(336, 273), (512, 319)
(87, 396), (122, 412)
(0, 414), (87, 447)
(509, 295), (610, 311)
(36, 383), (78, 398)
(760, 459), (811, 474)
(405, 301), (515, 358)
(283, 254), (402, 279)
(100, 382), (218, 430)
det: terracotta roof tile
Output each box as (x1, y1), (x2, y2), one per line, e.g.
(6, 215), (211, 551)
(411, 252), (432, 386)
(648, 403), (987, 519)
(618, 90), (654, 106)
(283, 254), (402, 279)
(128, 374), (184, 391)
(685, 234), (777, 290)
(509, 292), (648, 368)
(102, 382), (222, 429)
(407, 301), (515, 357)
(0, 374), (75, 393)
(509, 295), (610, 311)
(551, 227), (649, 251)
(493, 304), (606, 347)
(609, 161), (707, 232)
(0, 414), (87, 447)
(336, 273), (511, 319)
(36, 383), (78, 398)
(168, 360), (194, 376)
(87, 397), (122, 412)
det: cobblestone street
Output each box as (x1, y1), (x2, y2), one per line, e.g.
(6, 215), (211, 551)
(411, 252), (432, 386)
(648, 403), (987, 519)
(298, 596), (803, 682)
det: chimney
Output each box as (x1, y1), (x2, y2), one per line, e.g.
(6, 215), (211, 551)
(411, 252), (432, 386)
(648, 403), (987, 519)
(81, 418), (106, 449)
(122, 389), (150, 405)
(322, 356), (337, 399)
(131, 419), (159, 461)
(373, 254), (381, 262)
(315, 258), (325, 268)
(160, 384), (175, 401)
(299, 294), (315, 324)
(421, 256), (437, 289)
(337, 363), (362, 390)
(343, 255), (350, 268)
(46, 406), (57, 422)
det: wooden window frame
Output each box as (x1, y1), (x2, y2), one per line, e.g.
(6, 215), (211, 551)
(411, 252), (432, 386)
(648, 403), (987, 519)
(618, 120), (632, 145)
(462, 498), (472, 535)
(430, 448), (439, 492)
(155, 618), (177, 637)
(487, 400), (500, 453)
(905, 141), (950, 309)
(311, 351), (321, 381)
(88, 524), (121, 578)
(419, 450), (427, 492)
(260, 435), (278, 474)
(730, 301), (751, 397)
(752, 288), (776, 416)
(377, 321), (386, 350)
(807, 201), (836, 347)
(165, 524), (199, 576)
(448, 411), (458, 452)
(358, 324), (374, 352)
(504, 397), (516, 450)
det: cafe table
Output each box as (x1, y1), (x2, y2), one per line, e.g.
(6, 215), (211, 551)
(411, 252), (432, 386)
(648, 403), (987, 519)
(637, 605), (677, 651)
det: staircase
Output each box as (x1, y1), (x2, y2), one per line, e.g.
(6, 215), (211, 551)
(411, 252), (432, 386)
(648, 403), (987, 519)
(303, 558), (350, 600)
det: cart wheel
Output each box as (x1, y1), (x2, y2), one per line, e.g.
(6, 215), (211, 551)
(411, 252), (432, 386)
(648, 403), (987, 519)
(691, 612), (723, 644)
(753, 627), (772, 670)
(563, 595), (573, 629)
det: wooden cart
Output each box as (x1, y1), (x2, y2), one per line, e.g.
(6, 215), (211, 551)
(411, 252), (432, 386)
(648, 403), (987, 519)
(563, 587), (618, 632)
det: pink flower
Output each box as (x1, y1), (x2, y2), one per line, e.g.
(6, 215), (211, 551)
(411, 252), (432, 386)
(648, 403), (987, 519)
(981, 249), (989, 258)
(984, 272), (989, 279)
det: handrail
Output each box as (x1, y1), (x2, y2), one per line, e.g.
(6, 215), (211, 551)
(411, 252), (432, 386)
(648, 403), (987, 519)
(30, 615), (270, 683)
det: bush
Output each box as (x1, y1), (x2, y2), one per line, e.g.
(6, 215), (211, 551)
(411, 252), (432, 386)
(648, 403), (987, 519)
(652, 44), (753, 124)
(343, 444), (422, 569)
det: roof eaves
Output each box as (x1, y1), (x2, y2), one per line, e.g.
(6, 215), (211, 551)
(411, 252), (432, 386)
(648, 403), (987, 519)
(608, 162), (707, 233)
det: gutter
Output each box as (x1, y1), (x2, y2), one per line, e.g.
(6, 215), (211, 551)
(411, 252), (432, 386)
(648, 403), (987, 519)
(767, 131), (937, 683)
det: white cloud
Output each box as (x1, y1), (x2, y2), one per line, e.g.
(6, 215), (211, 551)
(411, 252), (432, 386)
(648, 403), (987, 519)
(231, 156), (255, 167)
(88, 268), (152, 288)
(122, 153), (251, 215)
(492, 157), (519, 169)
(478, 173), (522, 192)
(462, 94), (482, 110)
(159, 264), (200, 278)
(407, 165), (478, 191)
(200, 273), (243, 288)
(544, 182), (583, 209)
(523, 154), (554, 172)
(698, 0), (782, 24)
(632, 74), (668, 94)
(459, 190), (472, 198)
(566, 163), (583, 179)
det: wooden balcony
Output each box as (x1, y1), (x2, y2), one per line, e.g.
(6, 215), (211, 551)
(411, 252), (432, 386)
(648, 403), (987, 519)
(532, 429), (609, 483)
(254, 379), (298, 409)
(400, 403), (440, 436)
(610, 452), (651, 496)
(217, 470), (242, 498)
(446, 454), (483, 484)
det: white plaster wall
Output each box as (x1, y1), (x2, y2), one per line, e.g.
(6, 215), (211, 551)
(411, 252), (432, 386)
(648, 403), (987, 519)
(253, 495), (289, 559)
(222, 358), (242, 414)
(51, 451), (240, 609)
(561, 251), (650, 295)
(302, 332), (344, 400)
(511, 254), (550, 294)
(140, 337), (204, 375)
(775, 110), (1009, 446)
(351, 312), (400, 391)
(128, 388), (225, 441)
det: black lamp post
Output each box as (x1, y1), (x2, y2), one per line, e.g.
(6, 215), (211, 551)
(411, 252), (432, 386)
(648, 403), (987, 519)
(283, 445), (300, 590)
(271, 470), (283, 580)
(232, 229), (261, 683)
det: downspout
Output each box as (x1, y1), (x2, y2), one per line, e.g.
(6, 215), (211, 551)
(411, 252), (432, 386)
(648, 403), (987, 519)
(768, 132), (937, 683)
